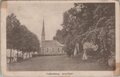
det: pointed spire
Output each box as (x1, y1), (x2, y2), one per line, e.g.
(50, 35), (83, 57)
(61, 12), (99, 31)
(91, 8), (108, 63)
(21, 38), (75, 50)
(41, 19), (45, 41)
(42, 19), (45, 35)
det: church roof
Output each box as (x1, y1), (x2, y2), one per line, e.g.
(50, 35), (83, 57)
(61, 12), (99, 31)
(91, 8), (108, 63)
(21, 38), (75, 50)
(42, 40), (64, 47)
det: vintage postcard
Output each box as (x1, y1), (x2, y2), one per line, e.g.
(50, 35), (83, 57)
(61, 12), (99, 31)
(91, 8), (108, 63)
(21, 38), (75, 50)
(1, 0), (120, 77)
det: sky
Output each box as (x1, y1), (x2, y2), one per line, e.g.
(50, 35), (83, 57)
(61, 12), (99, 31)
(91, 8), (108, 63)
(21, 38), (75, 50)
(7, 1), (73, 41)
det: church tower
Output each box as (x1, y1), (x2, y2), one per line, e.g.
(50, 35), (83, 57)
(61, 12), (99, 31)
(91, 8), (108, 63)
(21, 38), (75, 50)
(41, 19), (45, 41)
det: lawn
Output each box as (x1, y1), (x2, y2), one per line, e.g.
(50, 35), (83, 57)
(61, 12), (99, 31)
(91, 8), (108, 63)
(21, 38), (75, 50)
(8, 55), (113, 71)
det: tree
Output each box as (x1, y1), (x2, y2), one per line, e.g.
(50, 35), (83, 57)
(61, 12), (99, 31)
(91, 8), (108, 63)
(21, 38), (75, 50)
(7, 13), (40, 53)
(54, 3), (115, 62)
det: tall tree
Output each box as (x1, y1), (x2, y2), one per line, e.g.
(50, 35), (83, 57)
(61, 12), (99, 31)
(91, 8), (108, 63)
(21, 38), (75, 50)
(54, 3), (115, 60)
(7, 13), (40, 53)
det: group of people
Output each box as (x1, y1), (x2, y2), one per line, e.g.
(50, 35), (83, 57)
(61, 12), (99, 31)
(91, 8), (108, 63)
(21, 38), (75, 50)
(7, 49), (38, 63)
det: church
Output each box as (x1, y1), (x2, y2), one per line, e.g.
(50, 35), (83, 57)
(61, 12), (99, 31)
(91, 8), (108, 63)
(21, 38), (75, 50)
(40, 20), (65, 55)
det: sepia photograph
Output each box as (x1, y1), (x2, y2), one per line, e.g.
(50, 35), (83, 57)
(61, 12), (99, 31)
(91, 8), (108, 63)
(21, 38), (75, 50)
(1, 0), (120, 77)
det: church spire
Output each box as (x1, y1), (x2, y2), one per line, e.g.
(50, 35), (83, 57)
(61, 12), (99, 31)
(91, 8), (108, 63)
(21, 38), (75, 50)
(41, 19), (45, 41)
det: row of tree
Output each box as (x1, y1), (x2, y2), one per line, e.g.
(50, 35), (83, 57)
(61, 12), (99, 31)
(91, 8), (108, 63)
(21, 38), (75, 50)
(54, 3), (115, 63)
(7, 13), (40, 53)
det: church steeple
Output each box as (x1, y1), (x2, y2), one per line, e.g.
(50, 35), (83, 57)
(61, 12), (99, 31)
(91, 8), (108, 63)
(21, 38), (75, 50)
(41, 19), (45, 41)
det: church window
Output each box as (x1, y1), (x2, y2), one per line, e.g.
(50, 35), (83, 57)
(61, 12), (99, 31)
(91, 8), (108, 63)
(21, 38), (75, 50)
(47, 48), (48, 52)
(42, 48), (44, 51)
(52, 48), (54, 52)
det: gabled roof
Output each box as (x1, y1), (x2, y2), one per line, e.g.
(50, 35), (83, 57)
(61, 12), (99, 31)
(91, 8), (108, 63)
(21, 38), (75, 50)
(42, 40), (64, 47)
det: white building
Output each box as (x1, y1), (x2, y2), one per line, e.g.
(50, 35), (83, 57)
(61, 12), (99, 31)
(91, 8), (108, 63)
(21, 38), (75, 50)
(40, 20), (65, 55)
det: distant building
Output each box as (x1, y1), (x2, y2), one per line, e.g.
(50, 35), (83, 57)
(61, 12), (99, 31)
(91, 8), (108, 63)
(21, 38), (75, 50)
(40, 19), (65, 55)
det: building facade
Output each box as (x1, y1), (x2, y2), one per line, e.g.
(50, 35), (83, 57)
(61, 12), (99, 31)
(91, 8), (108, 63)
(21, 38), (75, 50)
(40, 20), (65, 55)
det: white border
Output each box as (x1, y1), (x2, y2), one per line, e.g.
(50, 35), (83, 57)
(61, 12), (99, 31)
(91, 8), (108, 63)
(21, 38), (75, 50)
(1, 0), (120, 77)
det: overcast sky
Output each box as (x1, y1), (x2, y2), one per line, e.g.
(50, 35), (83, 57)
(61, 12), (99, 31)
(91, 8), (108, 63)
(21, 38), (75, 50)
(7, 1), (73, 41)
